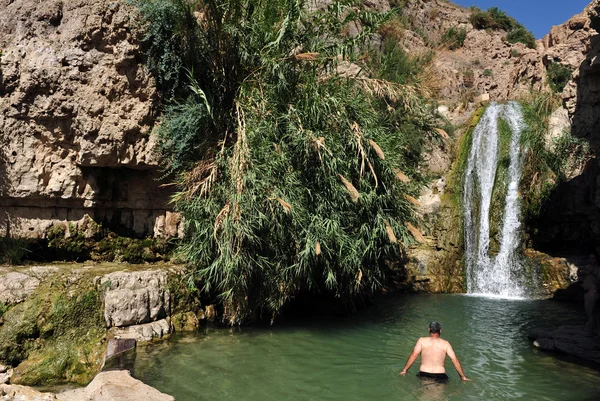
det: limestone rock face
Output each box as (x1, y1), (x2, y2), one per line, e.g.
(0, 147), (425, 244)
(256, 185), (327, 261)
(101, 270), (171, 328)
(0, 0), (180, 239)
(531, 1), (600, 254)
(0, 266), (59, 305)
(108, 318), (171, 342)
(399, 0), (547, 106)
(59, 370), (175, 401)
(563, 1), (600, 149)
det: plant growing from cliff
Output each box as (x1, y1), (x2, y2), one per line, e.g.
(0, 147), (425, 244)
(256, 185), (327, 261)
(136, 0), (440, 323)
(132, 0), (201, 97)
(546, 62), (572, 94)
(470, 7), (536, 49)
(517, 92), (588, 223)
(441, 27), (467, 50)
(506, 26), (536, 50)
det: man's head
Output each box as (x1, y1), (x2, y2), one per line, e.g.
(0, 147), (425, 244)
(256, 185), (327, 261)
(428, 321), (442, 335)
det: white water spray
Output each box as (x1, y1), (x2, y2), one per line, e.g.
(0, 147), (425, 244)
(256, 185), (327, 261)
(463, 102), (526, 298)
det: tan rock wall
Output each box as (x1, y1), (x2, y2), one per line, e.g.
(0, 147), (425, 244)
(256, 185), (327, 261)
(0, 0), (180, 238)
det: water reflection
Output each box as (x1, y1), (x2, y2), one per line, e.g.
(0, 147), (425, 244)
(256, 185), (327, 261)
(133, 294), (599, 401)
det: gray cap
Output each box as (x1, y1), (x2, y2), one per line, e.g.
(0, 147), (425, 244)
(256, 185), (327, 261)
(429, 321), (442, 334)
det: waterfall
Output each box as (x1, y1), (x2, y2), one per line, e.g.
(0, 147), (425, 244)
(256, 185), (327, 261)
(463, 102), (526, 298)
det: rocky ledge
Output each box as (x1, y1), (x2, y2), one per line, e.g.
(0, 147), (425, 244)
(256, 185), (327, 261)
(529, 325), (600, 366)
(0, 370), (175, 401)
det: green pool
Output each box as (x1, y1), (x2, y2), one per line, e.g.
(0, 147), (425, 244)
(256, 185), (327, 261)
(132, 294), (600, 401)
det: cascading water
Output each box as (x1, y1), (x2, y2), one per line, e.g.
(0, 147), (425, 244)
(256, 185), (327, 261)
(463, 102), (526, 298)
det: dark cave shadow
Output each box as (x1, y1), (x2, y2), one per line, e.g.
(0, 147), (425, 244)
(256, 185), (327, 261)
(531, 32), (600, 257)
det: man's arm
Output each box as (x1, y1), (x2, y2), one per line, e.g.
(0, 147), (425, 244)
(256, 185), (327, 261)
(400, 339), (422, 375)
(446, 343), (470, 381)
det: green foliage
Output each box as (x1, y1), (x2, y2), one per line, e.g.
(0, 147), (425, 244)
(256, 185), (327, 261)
(470, 7), (512, 30)
(511, 48), (520, 57)
(0, 299), (42, 366)
(483, 69), (493, 77)
(546, 62), (572, 93)
(441, 27), (467, 50)
(447, 107), (485, 191)
(488, 118), (512, 251)
(132, 0), (200, 96)
(506, 26), (536, 49)
(47, 224), (88, 259)
(518, 93), (577, 222)
(470, 6), (536, 49)
(0, 237), (32, 265)
(137, 0), (439, 323)
(45, 223), (174, 263)
(16, 290), (104, 385)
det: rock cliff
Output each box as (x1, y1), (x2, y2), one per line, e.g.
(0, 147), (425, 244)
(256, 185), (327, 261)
(530, 1), (600, 256)
(0, 0), (180, 239)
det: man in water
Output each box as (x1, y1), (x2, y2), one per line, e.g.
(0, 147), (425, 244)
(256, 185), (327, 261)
(400, 321), (470, 382)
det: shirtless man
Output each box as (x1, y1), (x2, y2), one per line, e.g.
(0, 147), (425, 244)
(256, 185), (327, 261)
(400, 321), (470, 382)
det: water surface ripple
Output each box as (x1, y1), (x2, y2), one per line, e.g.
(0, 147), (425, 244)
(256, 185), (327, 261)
(133, 295), (600, 401)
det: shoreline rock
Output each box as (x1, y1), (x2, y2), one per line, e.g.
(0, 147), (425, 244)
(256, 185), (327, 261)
(59, 370), (175, 401)
(0, 370), (176, 401)
(529, 325), (600, 366)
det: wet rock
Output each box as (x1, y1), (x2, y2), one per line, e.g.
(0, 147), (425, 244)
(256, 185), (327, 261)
(530, 325), (600, 365)
(105, 338), (137, 360)
(108, 319), (171, 343)
(172, 311), (204, 332)
(59, 370), (175, 401)
(101, 271), (171, 328)
(204, 305), (216, 321)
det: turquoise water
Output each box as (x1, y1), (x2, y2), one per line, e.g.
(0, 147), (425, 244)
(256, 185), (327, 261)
(132, 294), (600, 401)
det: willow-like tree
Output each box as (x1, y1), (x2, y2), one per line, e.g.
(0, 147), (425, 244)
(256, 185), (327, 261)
(135, 0), (441, 323)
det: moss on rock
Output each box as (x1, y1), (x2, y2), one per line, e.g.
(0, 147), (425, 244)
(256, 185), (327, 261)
(0, 276), (105, 386)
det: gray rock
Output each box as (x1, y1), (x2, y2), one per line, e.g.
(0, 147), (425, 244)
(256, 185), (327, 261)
(108, 319), (172, 343)
(0, 266), (59, 305)
(102, 271), (171, 328)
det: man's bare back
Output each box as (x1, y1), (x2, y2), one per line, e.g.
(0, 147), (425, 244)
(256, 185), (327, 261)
(400, 321), (470, 381)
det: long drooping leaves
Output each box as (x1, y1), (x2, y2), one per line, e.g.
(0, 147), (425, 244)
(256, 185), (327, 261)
(135, 0), (439, 323)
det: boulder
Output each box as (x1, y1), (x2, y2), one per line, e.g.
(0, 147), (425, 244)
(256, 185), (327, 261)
(530, 325), (600, 365)
(59, 370), (175, 401)
(101, 271), (171, 328)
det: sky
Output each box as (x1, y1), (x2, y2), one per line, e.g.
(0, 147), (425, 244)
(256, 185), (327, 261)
(453, 0), (592, 39)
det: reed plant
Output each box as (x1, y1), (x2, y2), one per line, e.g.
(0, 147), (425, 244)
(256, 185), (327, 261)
(135, 0), (439, 323)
